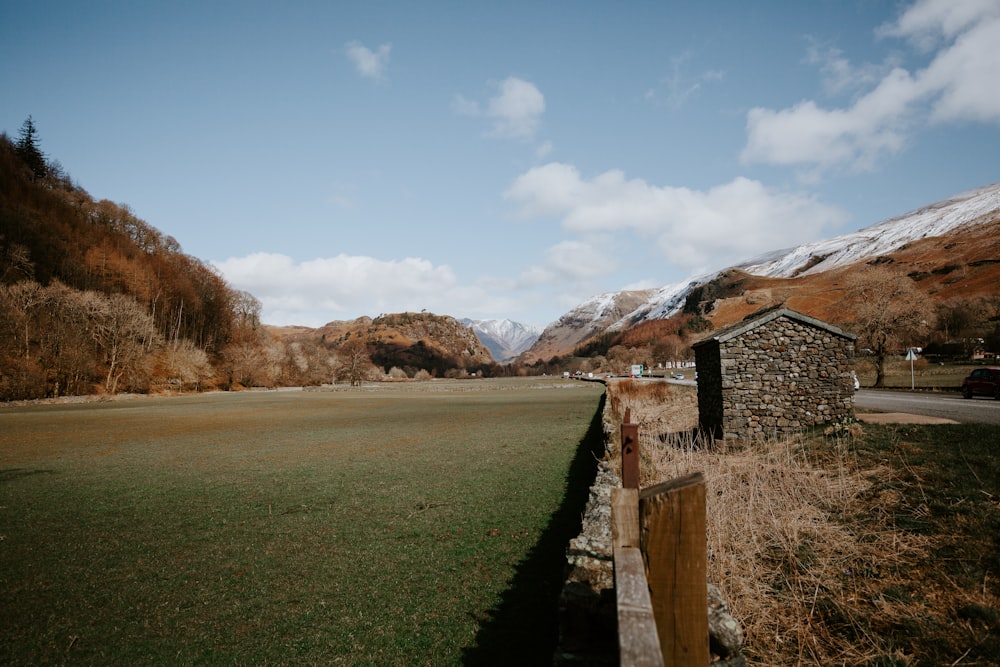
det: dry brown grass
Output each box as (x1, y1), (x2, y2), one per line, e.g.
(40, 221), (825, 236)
(604, 380), (950, 665)
(645, 434), (934, 664)
(607, 379), (699, 437)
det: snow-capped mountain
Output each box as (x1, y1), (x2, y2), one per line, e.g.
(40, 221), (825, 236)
(523, 181), (1000, 361)
(521, 289), (658, 363)
(739, 182), (1000, 278)
(633, 181), (1000, 322)
(462, 318), (542, 361)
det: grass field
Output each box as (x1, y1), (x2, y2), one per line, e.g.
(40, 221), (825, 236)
(0, 379), (606, 666)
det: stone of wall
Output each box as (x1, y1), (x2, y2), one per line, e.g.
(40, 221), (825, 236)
(555, 397), (619, 666)
(712, 316), (855, 440)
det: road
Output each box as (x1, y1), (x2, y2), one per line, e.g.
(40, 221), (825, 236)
(855, 389), (1000, 425)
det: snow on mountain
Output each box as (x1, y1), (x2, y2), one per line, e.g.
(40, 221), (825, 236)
(614, 276), (713, 326)
(520, 289), (657, 362)
(462, 318), (542, 361)
(741, 182), (1000, 278)
(525, 182), (1000, 360)
(629, 181), (1000, 323)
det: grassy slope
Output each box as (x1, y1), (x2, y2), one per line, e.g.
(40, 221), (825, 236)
(0, 380), (605, 666)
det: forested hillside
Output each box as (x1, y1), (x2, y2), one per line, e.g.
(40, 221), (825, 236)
(0, 121), (509, 400)
(0, 124), (261, 399)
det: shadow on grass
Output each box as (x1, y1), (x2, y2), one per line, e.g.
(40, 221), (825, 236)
(462, 393), (607, 666)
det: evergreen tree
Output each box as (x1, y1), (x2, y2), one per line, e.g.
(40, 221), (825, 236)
(15, 116), (47, 181)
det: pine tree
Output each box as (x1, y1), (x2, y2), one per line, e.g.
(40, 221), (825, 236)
(15, 116), (47, 181)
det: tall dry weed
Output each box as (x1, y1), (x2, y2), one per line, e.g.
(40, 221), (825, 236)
(641, 431), (931, 664)
(608, 380), (933, 664)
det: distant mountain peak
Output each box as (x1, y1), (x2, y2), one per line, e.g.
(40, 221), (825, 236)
(461, 318), (542, 361)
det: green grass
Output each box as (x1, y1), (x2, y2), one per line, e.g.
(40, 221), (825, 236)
(0, 379), (606, 666)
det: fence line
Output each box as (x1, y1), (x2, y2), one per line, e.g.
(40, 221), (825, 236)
(613, 415), (708, 666)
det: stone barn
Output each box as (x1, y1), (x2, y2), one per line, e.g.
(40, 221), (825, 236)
(693, 306), (856, 440)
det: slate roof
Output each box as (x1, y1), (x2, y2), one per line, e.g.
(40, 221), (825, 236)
(692, 306), (857, 348)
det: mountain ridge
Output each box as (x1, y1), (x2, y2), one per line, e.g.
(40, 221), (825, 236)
(521, 181), (1000, 362)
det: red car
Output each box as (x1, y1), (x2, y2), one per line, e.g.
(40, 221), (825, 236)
(961, 367), (1000, 399)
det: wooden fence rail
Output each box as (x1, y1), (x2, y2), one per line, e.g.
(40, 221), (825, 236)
(614, 416), (708, 666)
(612, 487), (663, 667)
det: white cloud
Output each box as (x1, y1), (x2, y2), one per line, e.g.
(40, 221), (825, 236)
(916, 13), (1000, 124)
(877, 0), (999, 47)
(504, 162), (585, 217)
(646, 52), (724, 109)
(345, 41), (391, 81)
(327, 181), (357, 209)
(502, 237), (617, 291)
(535, 140), (553, 160)
(213, 253), (487, 326)
(454, 76), (545, 139)
(504, 163), (848, 274)
(804, 41), (891, 97)
(742, 0), (1000, 173)
(743, 68), (916, 172)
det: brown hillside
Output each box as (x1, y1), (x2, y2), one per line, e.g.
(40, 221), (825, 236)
(266, 311), (494, 376)
(701, 216), (1000, 331)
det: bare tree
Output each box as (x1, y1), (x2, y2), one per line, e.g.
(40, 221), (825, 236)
(845, 266), (934, 387)
(220, 291), (268, 388)
(1, 280), (44, 362)
(335, 335), (372, 386)
(0, 236), (35, 282)
(157, 338), (213, 391)
(84, 291), (160, 394)
(37, 281), (97, 396)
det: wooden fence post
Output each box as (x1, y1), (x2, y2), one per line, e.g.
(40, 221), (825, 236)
(639, 472), (708, 666)
(621, 411), (639, 490)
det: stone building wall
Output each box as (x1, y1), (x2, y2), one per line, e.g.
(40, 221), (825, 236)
(695, 310), (856, 440)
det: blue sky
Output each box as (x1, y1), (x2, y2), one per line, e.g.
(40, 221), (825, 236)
(3, 0), (999, 328)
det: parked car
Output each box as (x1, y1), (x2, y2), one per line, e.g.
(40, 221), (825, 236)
(961, 367), (1000, 399)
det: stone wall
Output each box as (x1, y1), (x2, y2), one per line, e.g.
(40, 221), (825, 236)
(697, 313), (855, 440)
(555, 384), (744, 666)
